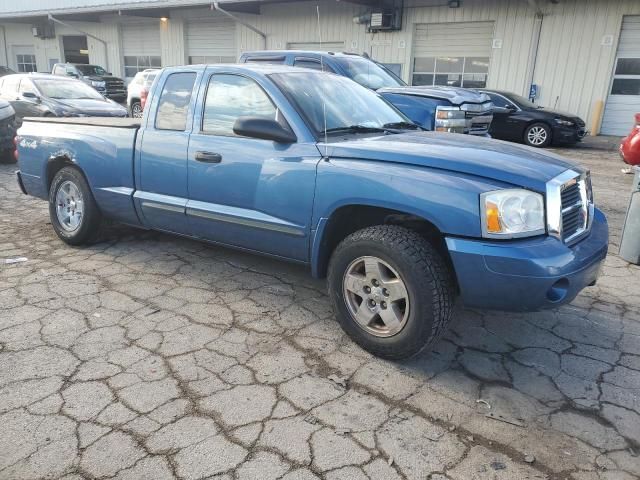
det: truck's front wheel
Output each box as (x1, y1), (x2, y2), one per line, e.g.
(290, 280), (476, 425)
(49, 167), (102, 245)
(327, 225), (454, 360)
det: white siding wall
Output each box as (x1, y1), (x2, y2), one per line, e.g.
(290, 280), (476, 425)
(1, 0), (640, 131)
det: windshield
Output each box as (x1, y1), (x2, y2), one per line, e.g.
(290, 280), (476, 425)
(271, 72), (409, 136)
(333, 57), (405, 90)
(33, 79), (105, 100)
(75, 65), (108, 76)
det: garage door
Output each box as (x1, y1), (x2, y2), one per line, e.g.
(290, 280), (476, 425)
(601, 16), (640, 136)
(288, 41), (345, 52)
(411, 21), (493, 88)
(121, 22), (161, 79)
(186, 18), (236, 64)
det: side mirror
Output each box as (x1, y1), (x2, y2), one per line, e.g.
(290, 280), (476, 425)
(233, 116), (296, 144)
(22, 92), (40, 102)
(67, 72), (78, 78)
(493, 106), (513, 114)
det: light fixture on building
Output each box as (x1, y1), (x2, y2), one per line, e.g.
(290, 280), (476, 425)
(160, 17), (168, 22)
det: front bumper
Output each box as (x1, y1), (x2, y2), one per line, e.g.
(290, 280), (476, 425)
(553, 124), (587, 144)
(445, 208), (608, 311)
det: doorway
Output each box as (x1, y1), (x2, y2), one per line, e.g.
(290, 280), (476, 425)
(62, 35), (89, 64)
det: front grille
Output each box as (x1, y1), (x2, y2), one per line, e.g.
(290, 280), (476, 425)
(559, 174), (591, 243)
(104, 79), (126, 97)
(463, 103), (493, 136)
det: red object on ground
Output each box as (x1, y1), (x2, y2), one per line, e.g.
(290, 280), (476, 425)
(620, 113), (640, 166)
(140, 87), (149, 111)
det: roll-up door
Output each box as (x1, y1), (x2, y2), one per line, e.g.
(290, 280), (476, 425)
(411, 21), (493, 88)
(602, 16), (640, 136)
(121, 22), (161, 80)
(186, 17), (237, 64)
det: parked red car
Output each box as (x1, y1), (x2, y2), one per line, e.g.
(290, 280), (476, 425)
(620, 113), (640, 166)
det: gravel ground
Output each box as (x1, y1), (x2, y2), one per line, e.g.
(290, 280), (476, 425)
(0, 137), (638, 480)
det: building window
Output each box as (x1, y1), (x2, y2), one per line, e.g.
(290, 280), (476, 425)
(188, 56), (235, 65)
(412, 56), (489, 88)
(17, 54), (37, 73)
(124, 55), (161, 78)
(610, 58), (640, 96)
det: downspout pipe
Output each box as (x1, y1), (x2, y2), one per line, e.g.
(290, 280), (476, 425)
(0, 25), (8, 69)
(212, 2), (267, 49)
(47, 13), (110, 70)
(525, 0), (544, 101)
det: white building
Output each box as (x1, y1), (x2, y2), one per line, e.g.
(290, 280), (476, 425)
(0, 0), (639, 135)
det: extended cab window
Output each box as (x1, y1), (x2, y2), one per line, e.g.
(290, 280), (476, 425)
(155, 72), (197, 131)
(202, 74), (279, 136)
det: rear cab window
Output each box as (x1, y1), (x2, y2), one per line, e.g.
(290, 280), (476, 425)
(155, 72), (197, 131)
(244, 56), (286, 65)
(293, 58), (335, 73)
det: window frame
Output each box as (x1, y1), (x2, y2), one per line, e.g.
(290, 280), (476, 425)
(124, 55), (162, 78)
(153, 71), (198, 132)
(411, 56), (490, 88)
(199, 72), (291, 139)
(610, 57), (640, 96)
(16, 54), (37, 73)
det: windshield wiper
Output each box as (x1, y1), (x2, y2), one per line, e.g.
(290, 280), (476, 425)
(382, 121), (421, 130)
(324, 125), (387, 134)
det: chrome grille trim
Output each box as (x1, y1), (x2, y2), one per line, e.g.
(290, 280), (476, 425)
(546, 169), (594, 244)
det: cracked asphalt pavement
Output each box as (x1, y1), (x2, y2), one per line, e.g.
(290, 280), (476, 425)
(1, 142), (639, 480)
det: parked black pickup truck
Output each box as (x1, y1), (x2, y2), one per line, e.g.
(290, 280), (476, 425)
(52, 63), (126, 102)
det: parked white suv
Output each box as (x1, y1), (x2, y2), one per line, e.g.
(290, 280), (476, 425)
(126, 69), (159, 118)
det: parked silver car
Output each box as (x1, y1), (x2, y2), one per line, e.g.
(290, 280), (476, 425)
(126, 69), (159, 118)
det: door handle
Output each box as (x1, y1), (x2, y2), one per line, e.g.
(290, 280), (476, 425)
(195, 151), (222, 163)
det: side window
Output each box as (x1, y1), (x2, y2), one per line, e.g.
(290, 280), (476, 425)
(155, 72), (197, 131)
(202, 74), (279, 136)
(293, 58), (335, 73)
(3, 77), (20, 94)
(489, 94), (514, 109)
(19, 79), (36, 94)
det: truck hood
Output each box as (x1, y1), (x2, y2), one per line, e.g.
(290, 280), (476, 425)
(378, 85), (492, 106)
(322, 131), (579, 191)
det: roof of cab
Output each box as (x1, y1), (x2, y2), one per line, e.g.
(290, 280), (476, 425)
(163, 63), (323, 75)
(242, 50), (362, 59)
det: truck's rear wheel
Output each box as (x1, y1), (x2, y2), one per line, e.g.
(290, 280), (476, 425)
(327, 225), (454, 360)
(130, 101), (143, 118)
(49, 166), (102, 245)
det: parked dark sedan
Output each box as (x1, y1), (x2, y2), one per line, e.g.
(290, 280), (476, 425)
(480, 90), (587, 148)
(0, 74), (127, 123)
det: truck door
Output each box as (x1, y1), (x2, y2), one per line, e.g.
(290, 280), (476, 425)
(135, 71), (199, 234)
(186, 70), (320, 262)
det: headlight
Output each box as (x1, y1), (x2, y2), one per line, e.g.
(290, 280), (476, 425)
(91, 80), (106, 89)
(554, 118), (574, 126)
(481, 189), (545, 238)
(435, 107), (467, 133)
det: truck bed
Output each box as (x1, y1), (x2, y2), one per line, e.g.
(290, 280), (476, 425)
(23, 116), (141, 128)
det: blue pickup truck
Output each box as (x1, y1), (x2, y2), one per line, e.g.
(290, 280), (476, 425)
(15, 65), (608, 359)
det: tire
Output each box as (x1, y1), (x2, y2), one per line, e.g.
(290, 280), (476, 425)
(524, 122), (552, 148)
(130, 101), (143, 118)
(327, 225), (454, 360)
(48, 166), (102, 245)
